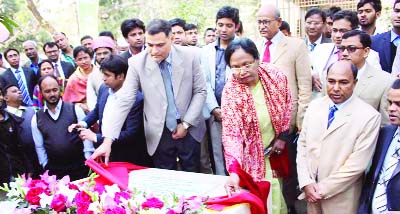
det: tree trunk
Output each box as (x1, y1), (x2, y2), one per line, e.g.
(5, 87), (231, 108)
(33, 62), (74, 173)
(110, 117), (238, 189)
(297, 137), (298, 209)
(26, 0), (56, 34)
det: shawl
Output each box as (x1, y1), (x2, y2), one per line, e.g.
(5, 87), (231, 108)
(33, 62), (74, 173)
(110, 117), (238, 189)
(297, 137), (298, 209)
(222, 62), (292, 181)
(63, 67), (89, 103)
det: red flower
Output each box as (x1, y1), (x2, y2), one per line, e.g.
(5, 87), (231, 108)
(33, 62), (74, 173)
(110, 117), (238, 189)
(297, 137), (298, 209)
(68, 183), (79, 191)
(50, 194), (67, 212)
(141, 197), (164, 210)
(26, 187), (45, 205)
(28, 179), (48, 189)
(75, 191), (92, 214)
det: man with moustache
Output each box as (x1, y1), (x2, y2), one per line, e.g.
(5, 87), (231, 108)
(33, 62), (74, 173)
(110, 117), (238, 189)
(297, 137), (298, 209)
(304, 7), (331, 52)
(357, 0), (383, 36)
(169, 18), (187, 46)
(31, 75), (94, 180)
(53, 32), (75, 67)
(23, 40), (42, 76)
(43, 42), (75, 80)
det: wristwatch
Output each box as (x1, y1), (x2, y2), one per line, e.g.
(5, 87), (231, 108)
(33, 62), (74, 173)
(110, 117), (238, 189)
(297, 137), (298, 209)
(182, 121), (191, 130)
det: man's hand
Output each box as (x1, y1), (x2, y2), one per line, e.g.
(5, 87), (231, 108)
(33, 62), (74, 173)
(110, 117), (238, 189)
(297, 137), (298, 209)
(225, 173), (241, 197)
(68, 123), (82, 133)
(271, 139), (286, 155)
(304, 183), (322, 203)
(312, 74), (322, 92)
(212, 108), (222, 122)
(78, 128), (97, 142)
(172, 123), (188, 139)
(90, 137), (112, 165)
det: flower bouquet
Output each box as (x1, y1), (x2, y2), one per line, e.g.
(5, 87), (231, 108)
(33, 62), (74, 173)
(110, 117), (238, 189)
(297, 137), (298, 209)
(0, 171), (207, 214)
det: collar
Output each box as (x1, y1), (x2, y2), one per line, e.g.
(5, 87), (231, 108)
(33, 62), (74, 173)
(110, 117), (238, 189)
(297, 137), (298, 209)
(357, 63), (366, 79)
(6, 105), (26, 111)
(215, 36), (237, 49)
(307, 35), (323, 45)
(329, 94), (354, 111)
(30, 58), (42, 66)
(269, 30), (284, 44)
(391, 29), (400, 43)
(10, 66), (23, 73)
(163, 52), (172, 65)
(44, 99), (62, 113)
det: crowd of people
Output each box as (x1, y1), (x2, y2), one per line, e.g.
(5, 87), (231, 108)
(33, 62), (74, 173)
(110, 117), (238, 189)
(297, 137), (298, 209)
(0, 0), (400, 213)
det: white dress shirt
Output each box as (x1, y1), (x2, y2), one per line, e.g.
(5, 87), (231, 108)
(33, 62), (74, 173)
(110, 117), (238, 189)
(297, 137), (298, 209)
(259, 31), (285, 60)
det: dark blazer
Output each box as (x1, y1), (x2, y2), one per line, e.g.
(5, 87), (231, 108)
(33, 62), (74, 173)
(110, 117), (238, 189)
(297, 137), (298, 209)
(0, 67), (36, 104)
(83, 84), (152, 166)
(371, 31), (393, 73)
(119, 51), (132, 61)
(359, 125), (400, 213)
(60, 61), (75, 79)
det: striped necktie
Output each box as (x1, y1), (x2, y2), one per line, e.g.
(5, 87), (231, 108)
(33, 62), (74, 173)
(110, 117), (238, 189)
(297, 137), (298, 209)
(15, 70), (33, 106)
(327, 105), (338, 128)
(373, 136), (400, 212)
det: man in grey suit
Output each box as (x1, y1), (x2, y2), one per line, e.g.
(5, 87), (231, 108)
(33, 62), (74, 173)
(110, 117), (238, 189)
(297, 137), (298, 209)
(91, 19), (207, 172)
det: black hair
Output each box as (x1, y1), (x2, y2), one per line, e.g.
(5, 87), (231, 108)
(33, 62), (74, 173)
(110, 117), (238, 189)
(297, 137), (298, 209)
(184, 23), (197, 31)
(357, 0), (382, 12)
(80, 35), (93, 42)
(236, 20), (243, 34)
(332, 10), (359, 30)
(169, 18), (186, 29)
(38, 75), (59, 91)
(120, 18), (146, 38)
(225, 38), (259, 67)
(342, 30), (371, 48)
(100, 55), (128, 77)
(147, 19), (172, 37)
(38, 59), (55, 77)
(73, 46), (93, 59)
(2, 84), (19, 96)
(43, 42), (59, 52)
(279, 21), (291, 32)
(216, 6), (240, 25)
(204, 28), (215, 36)
(395, 0), (400, 7)
(99, 31), (115, 40)
(3, 48), (19, 59)
(305, 7), (327, 23)
(325, 6), (342, 18)
(327, 62), (358, 80)
(0, 53), (2, 59)
(392, 79), (400, 89)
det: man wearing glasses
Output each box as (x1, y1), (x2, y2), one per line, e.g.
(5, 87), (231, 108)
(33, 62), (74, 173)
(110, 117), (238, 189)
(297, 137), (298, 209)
(339, 30), (394, 126)
(311, 10), (381, 97)
(256, 4), (312, 214)
(304, 7), (331, 52)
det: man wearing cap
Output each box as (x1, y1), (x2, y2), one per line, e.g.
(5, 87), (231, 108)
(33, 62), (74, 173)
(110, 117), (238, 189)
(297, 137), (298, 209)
(87, 36), (114, 111)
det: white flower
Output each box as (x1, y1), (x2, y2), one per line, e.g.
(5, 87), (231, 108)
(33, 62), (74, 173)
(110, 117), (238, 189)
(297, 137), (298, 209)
(87, 201), (101, 213)
(57, 185), (78, 203)
(0, 201), (18, 214)
(39, 193), (53, 208)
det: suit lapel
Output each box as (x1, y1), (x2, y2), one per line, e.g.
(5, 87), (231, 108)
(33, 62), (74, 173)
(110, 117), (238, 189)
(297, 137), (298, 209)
(322, 98), (353, 139)
(373, 126), (397, 181)
(354, 64), (374, 97)
(382, 33), (391, 69)
(272, 37), (287, 64)
(171, 46), (184, 99)
(145, 55), (166, 99)
(208, 44), (217, 90)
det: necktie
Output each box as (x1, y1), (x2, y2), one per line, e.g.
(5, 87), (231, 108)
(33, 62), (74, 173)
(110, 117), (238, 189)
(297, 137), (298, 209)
(336, 49), (342, 60)
(159, 61), (178, 132)
(54, 63), (60, 77)
(327, 105), (338, 128)
(262, 40), (272, 63)
(373, 137), (400, 212)
(15, 70), (33, 106)
(393, 35), (400, 47)
(310, 43), (317, 52)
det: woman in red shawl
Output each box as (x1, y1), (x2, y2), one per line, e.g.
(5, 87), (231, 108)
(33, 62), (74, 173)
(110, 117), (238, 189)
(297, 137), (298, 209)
(63, 46), (94, 114)
(222, 38), (292, 214)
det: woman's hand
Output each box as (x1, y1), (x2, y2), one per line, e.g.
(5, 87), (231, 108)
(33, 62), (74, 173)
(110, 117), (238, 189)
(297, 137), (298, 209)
(271, 139), (286, 155)
(224, 173), (241, 197)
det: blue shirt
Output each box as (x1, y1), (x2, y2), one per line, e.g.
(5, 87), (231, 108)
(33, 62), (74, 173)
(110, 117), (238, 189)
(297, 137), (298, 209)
(214, 39), (227, 106)
(391, 30), (400, 47)
(28, 58), (42, 76)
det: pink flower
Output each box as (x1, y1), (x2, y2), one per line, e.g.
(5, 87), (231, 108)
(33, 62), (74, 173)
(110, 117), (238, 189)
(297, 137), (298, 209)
(94, 183), (106, 194)
(26, 179), (48, 189)
(75, 191), (92, 214)
(105, 207), (126, 214)
(141, 197), (164, 210)
(114, 191), (130, 204)
(68, 183), (79, 191)
(26, 187), (46, 205)
(50, 194), (67, 212)
(166, 209), (178, 214)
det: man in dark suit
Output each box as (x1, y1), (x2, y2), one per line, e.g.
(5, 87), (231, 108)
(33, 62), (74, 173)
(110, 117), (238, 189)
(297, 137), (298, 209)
(359, 79), (400, 213)
(0, 48), (36, 106)
(69, 55), (151, 167)
(43, 42), (75, 79)
(304, 7), (332, 52)
(371, 0), (400, 73)
(119, 18), (146, 60)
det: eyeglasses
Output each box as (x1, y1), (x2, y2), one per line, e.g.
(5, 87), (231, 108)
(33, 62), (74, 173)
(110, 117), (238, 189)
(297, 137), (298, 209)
(337, 45), (364, 53)
(331, 28), (349, 34)
(231, 62), (256, 74)
(305, 21), (323, 26)
(257, 19), (276, 26)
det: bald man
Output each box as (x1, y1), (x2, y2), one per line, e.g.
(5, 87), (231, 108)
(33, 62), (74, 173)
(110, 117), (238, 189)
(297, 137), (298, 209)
(23, 40), (42, 76)
(297, 61), (380, 214)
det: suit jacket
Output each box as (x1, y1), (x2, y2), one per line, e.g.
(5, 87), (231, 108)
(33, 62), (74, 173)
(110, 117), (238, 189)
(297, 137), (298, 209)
(0, 67), (36, 104)
(84, 84), (151, 166)
(305, 36), (332, 46)
(120, 51), (132, 61)
(257, 35), (312, 131)
(200, 41), (232, 119)
(60, 61), (75, 79)
(358, 125), (400, 213)
(354, 62), (395, 126)
(297, 96), (381, 214)
(372, 31), (393, 73)
(102, 45), (207, 155)
(392, 45), (400, 76)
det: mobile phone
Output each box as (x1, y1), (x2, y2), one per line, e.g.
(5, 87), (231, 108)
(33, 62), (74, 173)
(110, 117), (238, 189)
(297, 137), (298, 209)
(264, 147), (272, 157)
